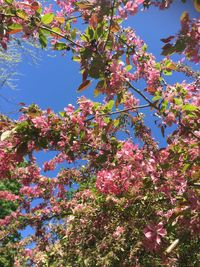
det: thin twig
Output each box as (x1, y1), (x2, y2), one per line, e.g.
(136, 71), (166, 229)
(40, 25), (83, 48)
(85, 104), (150, 122)
(127, 81), (158, 109)
(65, 15), (82, 22)
(104, 0), (116, 49)
(0, 12), (83, 48)
(127, 81), (200, 140)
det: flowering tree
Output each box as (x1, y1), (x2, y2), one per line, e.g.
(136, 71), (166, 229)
(0, 0), (200, 266)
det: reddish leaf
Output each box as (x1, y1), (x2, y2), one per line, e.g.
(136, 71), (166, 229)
(18, 102), (26, 106)
(82, 70), (88, 82)
(55, 17), (65, 24)
(126, 55), (130, 65)
(31, 2), (40, 10)
(90, 14), (99, 28)
(161, 43), (175, 56)
(146, 86), (156, 93)
(160, 36), (174, 43)
(76, 3), (94, 9)
(77, 80), (91, 92)
(8, 29), (22, 35)
(47, 108), (52, 114)
(161, 125), (165, 137)
(1, 42), (7, 50)
(110, 21), (120, 32)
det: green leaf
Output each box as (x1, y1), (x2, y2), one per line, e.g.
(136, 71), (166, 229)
(41, 13), (54, 25)
(97, 23), (104, 38)
(40, 28), (51, 35)
(183, 104), (198, 111)
(54, 42), (67, 50)
(152, 95), (161, 101)
(71, 28), (77, 40)
(174, 98), (182, 105)
(8, 23), (22, 30)
(114, 119), (120, 127)
(142, 44), (147, 52)
(88, 27), (94, 39)
(163, 69), (172, 76)
(160, 100), (168, 112)
(72, 56), (81, 62)
(125, 65), (132, 71)
(155, 63), (161, 71)
(39, 30), (47, 48)
(182, 163), (190, 172)
(5, 0), (13, 4)
(59, 111), (65, 117)
(51, 27), (61, 35)
(65, 22), (71, 31)
(105, 100), (115, 111)
(103, 117), (110, 124)
(16, 10), (28, 20)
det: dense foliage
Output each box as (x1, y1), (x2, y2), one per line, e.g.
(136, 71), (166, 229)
(0, 0), (200, 266)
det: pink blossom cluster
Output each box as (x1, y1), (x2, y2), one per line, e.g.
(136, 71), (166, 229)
(96, 141), (145, 195)
(109, 60), (129, 91)
(132, 52), (161, 93)
(20, 186), (43, 198)
(118, 0), (144, 19)
(56, 0), (77, 15)
(96, 168), (131, 195)
(180, 13), (200, 63)
(0, 190), (20, 201)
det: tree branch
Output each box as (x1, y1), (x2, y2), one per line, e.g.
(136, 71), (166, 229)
(127, 81), (158, 110)
(39, 25), (83, 48)
(127, 81), (200, 140)
(104, 0), (116, 49)
(0, 12), (83, 48)
(85, 104), (150, 122)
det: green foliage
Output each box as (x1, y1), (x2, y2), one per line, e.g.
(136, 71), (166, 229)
(41, 13), (54, 25)
(0, 179), (20, 218)
(0, 179), (21, 267)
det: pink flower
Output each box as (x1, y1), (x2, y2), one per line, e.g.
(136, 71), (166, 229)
(96, 169), (124, 195)
(43, 161), (56, 171)
(125, 1), (138, 15)
(165, 112), (176, 126)
(143, 222), (167, 251)
(64, 104), (75, 114)
(31, 116), (49, 132)
(116, 141), (142, 162)
(124, 93), (139, 109)
(0, 191), (20, 201)
(113, 226), (125, 239)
